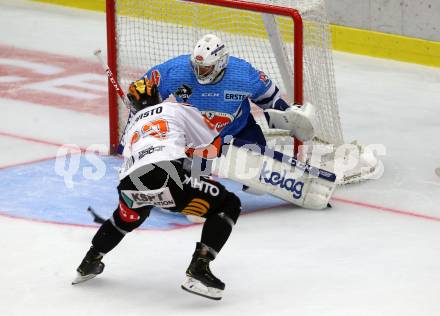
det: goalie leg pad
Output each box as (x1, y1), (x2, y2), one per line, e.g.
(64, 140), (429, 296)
(301, 177), (336, 210)
(213, 139), (337, 209)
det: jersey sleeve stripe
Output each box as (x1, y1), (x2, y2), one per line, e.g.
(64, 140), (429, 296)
(252, 85), (280, 108)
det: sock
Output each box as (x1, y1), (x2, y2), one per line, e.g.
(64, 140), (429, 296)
(92, 219), (125, 254)
(200, 213), (233, 254)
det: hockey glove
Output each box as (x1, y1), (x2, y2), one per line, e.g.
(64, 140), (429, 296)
(127, 78), (161, 112)
(264, 102), (316, 142)
(185, 136), (223, 159)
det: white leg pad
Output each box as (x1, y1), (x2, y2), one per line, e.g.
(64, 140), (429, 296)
(212, 139), (337, 210)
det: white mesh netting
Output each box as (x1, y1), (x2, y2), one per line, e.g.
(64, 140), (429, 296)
(111, 0), (344, 147)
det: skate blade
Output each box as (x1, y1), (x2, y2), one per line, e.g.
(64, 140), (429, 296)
(181, 276), (223, 300)
(71, 272), (98, 285)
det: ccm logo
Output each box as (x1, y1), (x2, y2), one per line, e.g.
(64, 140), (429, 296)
(201, 92), (219, 97)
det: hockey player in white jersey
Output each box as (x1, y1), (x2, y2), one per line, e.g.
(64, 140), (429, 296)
(118, 34), (316, 154)
(73, 79), (242, 300)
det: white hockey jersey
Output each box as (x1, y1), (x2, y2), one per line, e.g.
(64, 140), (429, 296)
(119, 101), (218, 179)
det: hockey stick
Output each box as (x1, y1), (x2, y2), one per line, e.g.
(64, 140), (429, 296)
(87, 206), (106, 224)
(94, 49), (132, 109)
(94, 49), (135, 153)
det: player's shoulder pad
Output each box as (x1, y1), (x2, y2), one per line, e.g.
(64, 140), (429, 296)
(228, 55), (254, 71)
(165, 101), (195, 108)
(162, 101), (199, 115)
(163, 54), (191, 67)
(145, 54), (191, 82)
(229, 56), (270, 86)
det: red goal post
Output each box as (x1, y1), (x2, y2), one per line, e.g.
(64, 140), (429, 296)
(106, 0), (119, 154)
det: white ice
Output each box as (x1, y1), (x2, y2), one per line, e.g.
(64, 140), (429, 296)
(0, 1), (440, 315)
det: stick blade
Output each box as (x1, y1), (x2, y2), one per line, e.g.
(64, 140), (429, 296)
(87, 206), (106, 224)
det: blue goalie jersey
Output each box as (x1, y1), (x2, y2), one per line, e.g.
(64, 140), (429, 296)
(143, 54), (286, 138)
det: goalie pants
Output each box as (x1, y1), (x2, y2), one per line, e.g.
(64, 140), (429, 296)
(91, 159), (241, 255)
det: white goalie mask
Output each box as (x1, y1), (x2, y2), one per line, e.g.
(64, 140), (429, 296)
(190, 34), (229, 85)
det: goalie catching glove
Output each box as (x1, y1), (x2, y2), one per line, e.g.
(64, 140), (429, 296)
(127, 78), (161, 112)
(264, 102), (316, 142)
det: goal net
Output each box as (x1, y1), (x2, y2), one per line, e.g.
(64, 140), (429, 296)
(106, 0), (379, 184)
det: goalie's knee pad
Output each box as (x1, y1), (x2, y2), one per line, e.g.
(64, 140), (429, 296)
(112, 200), (152, 233)
(220, 192), (241, 225)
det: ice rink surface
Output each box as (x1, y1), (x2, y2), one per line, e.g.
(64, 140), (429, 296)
(1, 1), (440, 315)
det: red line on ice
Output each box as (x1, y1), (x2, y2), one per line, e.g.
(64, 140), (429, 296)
(0, 211), (198, 231)
(0, 198), (439, 232)
(0, 131), (109, 168)
(332, 197), (440, 222)
(0, 131), (110, 154)
(0, 155), (57, 170)
(0, 131), (87, 150)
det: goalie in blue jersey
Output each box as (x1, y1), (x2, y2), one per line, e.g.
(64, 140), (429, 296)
(121, 34), (316, 155)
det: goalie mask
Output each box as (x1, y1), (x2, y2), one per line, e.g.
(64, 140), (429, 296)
(190, 34), (229, 85)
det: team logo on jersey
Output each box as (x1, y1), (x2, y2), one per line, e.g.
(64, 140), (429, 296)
(174, 84), (192, 102)
(201, 111), (234, 132)
(149, 69), (161, 86)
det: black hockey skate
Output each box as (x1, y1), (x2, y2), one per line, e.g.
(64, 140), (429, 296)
(72, 246), (105, 285)
(181, 242), (225, 300)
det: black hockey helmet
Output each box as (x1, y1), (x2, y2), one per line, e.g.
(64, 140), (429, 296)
(127, 78), (161, 112)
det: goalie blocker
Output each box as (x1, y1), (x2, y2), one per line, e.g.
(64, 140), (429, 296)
(210, 139), (337, 209)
